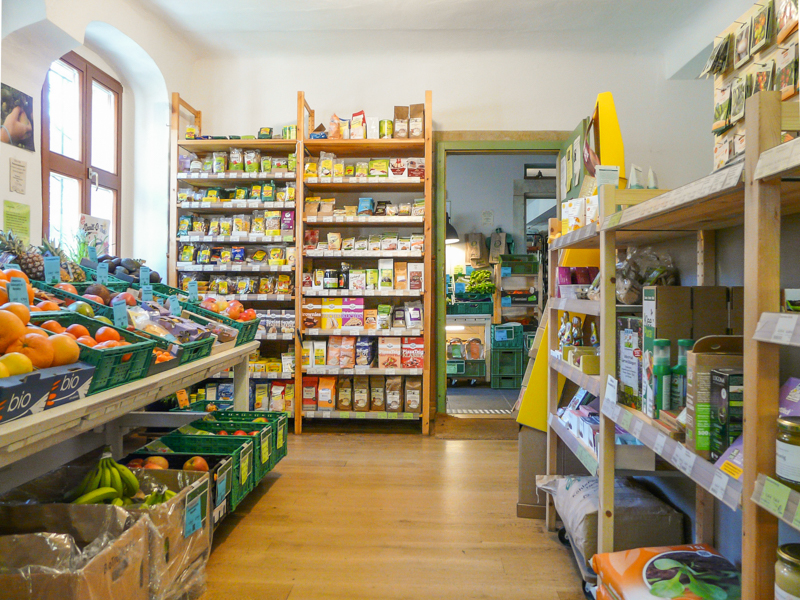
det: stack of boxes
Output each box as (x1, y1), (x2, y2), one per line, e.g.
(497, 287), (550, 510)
(491, 324), (526, 389)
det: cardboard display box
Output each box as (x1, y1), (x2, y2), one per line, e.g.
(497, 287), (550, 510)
(0, 363), (95, 425)
(691, 287), (729, 341)
(728, 287), (744, 335)
(685, 336), (743, 459)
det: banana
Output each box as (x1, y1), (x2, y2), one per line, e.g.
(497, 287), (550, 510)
(110, 460), (140, 496)
(100, 461), (112, 489)
(73, 487), (119, 505)
(111, 497), (124, 507)
(122, 496), (133, 506)
(85, 466), (103, 494)
(108, 463), (124, 497)
(164, 490), (176, 500)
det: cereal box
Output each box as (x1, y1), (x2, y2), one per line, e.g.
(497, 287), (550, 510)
(401, 337), (424, 369)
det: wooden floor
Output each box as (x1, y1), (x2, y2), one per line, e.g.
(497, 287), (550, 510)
(204, 434), (584, 600)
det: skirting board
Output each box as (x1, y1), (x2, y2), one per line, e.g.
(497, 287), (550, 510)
(517, 503), (547, 519)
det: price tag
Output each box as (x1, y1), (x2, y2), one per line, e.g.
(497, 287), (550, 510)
(501, 266), (511, 277)
(773, 314), (798, 345)
(188, 280), (199, 303)
(653, 434), (667, 455)
(88, 245), (98, 261)
(232, 265), (242, 272)
(322, 216), (333, 223)
(112, 298), (128, 328)
(7, 277), (28, 303)
(189, 172), (199, 179)
(176, 389), (190, 408)
(97, 262), (109, 284)
(346, 216), (355, 222)
(672, 444), (697, 476)
(139, 266), (150, 285)
(761, 476), (791, 516)
(631, 419), (644, 440)
(603, 375), (618, 406)
(240, 452), (251, 485)
(274, 172), (284, 178)
(43, 256), (60, 283)
(168, 295), (181, 316)
(619, 409), (633, 431)
(386, 369), (397, 375)
(140, 285), (153, 301)
(184, 496), (203, 537)
(200, 172), (209, 179)
(356, 412), (366, 419)
(260, 429), (271, 464)
(216, 471), (228, 506)
(333, 177), (343, 183)
(709, 470), (729, 501)
(320, 177), (331, 183)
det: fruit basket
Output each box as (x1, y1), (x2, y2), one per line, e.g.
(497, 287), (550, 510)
(179, 302), (259, 346)
(32, 281), (114, 319)
(139, 433), (254, 510)
(30, 312), (155, 394)
(181, 419), (276, 481)
(79, 266), (131, 287)
(169, 401), (233, 412)
(132, 282), (189, 301)
(206, 411), (288, 463)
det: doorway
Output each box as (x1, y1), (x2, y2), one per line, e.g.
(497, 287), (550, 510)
(440, 150), (558, 417)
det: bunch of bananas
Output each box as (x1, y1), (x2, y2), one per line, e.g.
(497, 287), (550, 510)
(142, 486), (176, 506)
(71, 453), (140, 505)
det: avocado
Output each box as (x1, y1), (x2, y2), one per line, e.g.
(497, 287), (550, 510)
(150, 271), (162, 283)
(120, 258), (140, 271)
(114, 266), (129, 276)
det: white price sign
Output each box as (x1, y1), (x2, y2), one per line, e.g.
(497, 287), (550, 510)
(653, 434), (667, 455)
(709, 470), (729, 501)
(631, 419), (644, 440)
(773, 314), (798, 345)
(603, 375), (618, 406)
(672, 444), (697, 476)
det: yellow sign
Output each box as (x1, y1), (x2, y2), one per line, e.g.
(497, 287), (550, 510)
(3, 200), (30, 244)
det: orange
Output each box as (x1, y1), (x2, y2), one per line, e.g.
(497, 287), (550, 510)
(117, 340), (132, 362)
(94, 340), (119, 350)
(77, 336), (97, 347)
(6, 334), (54, 369)
(3, 268), (29, 283)
(0, 311), (25, 353)
(29, 306), (42, 312)
(0, 287), (7, 305)
(65, 324), (90, 339)
(1, 302), (30, 325)
(54, 283), (78, 295)
(37, 301), (60, 312)
(40, 320), (65, 334)
(25, 326), (47, 337)
(0, 271), (7, 282)
(50, 333), (81, 366)
(0, 352), (33, 375)
(95, 326), (121, 343)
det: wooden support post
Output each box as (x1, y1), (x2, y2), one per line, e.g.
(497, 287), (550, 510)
(232, 353), (251, 412)
(545, 247), (559, 531)
(597, 185), (617, 553)
(422, 89), (433, 435)
(696, 230), (716, 287)
(295, 91), (307, 434)
(168, 93), (180, 287)
(742, 91), (782, 600)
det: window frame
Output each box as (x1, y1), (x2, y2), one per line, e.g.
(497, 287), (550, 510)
(41, 51), (123, 252)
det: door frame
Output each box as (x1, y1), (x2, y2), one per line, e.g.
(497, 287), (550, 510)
(434, 135), (569, 413)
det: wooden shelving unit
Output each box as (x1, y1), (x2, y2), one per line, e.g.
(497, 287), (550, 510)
(296, 91), (434, 434)
(544, 91), (799, 599)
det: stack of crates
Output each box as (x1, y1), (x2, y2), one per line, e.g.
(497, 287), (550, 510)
(490, 324), (525, 389)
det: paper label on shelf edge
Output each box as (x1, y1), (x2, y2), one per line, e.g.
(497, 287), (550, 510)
(184, 496), (202, 537)
(709, 470), (729, 502)
(672, 444), (696, 476)
(619, 409), (632, 431)
(631, 419), (643, 439)
(653, 433), (667, 455)
(773, 314), (798, 344)
(603, 375), (618, 406)
(761, 476), (791, 516)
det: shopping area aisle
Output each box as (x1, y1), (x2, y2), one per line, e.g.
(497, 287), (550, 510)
(204, 434), (582, 600)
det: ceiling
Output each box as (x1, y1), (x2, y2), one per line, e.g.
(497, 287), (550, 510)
(139, 0), (710, 56)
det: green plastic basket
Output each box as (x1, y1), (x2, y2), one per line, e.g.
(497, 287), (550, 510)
(78, 266), (131, 287)
(30, 312), (155, 394)
(32, 281), (113, 319)
(491, 375), (523, 389)
(206, 411), (288, 463)
(132, 282), (189, 301)
(178, 302), (259, 346)
(491, 324), (524, 349)
(447, 302), (493, 315)
(140, 434), (254, 511)
(170, 401), (233, 412)
(184, 419), (276, 482)
(491, 348), (526, 376)
(71, 280), (129, 293)
(135, 323), (214, 366)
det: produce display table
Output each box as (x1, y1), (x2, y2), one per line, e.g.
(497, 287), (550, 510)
(0, 342), (258, 474)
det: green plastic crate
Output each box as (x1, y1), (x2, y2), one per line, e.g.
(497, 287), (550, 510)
(170, 401), (233, 412)
(447, 360), (465, 375)
(464, 360), (486, 378)
(491, 375), (523, 389)
(184, 419), (276, 481)
(79, 266), (131, 286)
(447, 302), (493, 315)
(137, 325), (214, 366)
(491, 324), (523, 349)
(179, 302), (259, 346)
(132, 282), (189, 301)
(32, 281), (113, 319)
(29, 312), (155, 394)
(491, 348), (525, 376)
(523, 332), (537, 353)
(141, 434), (254, 511)
(207, 411), (288, 463)
(498, 254), (539, 275)
(71, 280), (129, 293)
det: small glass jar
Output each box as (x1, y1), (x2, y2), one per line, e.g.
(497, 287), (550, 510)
(323, 270), (339, 290)
(776, 544), (800, 599)
(777, 417), (800, 492)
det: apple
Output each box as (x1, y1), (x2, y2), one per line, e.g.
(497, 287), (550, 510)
(200, 298), (217, 311)
(248, 431), (259, 436)
(83, 294), (105, 305)
(144, 463), (164, 470)
(183, 456), (209, 472)
(127, 458), (144, 468)
(240, 308), (257, 321)
(215, 300), (229, 313)
(205, 403), (218, 412)
(145, 456), (169, 469)
(224, 304), (243, 320)
(217, 430), (229, 436)
(252, 417), (267, 423)
(116, 292), (137, 306)
(233, 430), (248, 436)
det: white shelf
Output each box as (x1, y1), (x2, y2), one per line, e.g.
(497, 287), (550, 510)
(178, 234), (294, 243)
(210, 371), (294, 380)
(0, 341), (260, 469)
(178, 171), (296, 181)
(179, 201), (296, 210)
(255, 332), (294, 341)
(753, 312), (800, 347)
(548, 355), (601, 396)
(550, 298), (601, 316)
(305, 216), (424, 225)
(304, 176), (421, 184)
(198, 293), (293, 301)
(549, 413), (599, 475)
(303, 367), (423, 376)
(302, 289), (422, 297)
(550, 223), (599, 251)
(304, 250), (423, 258)
(302, 410), (420, 420)
(176, 263), (294, 273)
(601, 400), (742, 510)
(751, 474), (800, 531)
(305, 328), (421, 337)
(754, 136), (800, 181)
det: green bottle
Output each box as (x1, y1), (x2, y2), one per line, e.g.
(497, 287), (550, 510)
(651, 339), (672, 419)
(670, 339), (694, 410)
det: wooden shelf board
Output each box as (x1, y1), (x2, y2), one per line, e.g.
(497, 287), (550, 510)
(179, 235), (294, 244)
(304, 251), (423, 259)
(548, 355), (601, 396)
(751, 474), (800, 532)
(303, 367), (423, 376)
(550, 223), (598, 250)
(209, 371), (294, 379)
(549, 413), (599, 475)
(177, 172), (296, 187)
(302, 289), (423, 298)
(304, 181), (424, 193)
(304, 328), (422, 337)
(178, 139), (297, 152)
(550, 298), (601, 316)
(753, 312), (800, 347)
(0, 341), (260, 469)
(305, 216), (424, 225)
(601, 401), (742, 510)
(754, 135), (800, 181)
(302, 410), (421, 420)
(177, 263), (294, 273)
(179, 201), (295, 211)
(303, 138), (426, 157)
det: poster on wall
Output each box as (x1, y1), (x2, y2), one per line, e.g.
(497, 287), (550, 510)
(79, 214), (110, 256)
(3, 200), (30, 244)
(0, 84), (34, 152)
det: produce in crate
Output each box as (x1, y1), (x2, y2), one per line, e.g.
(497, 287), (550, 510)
(0, 306), (82, 373)
(70, 450), (140, 504)
(464, 268), (496, 294)
(96, 254), (162, 283)
(199, 297), (258, 322)
(38, 238), (87, 282)
(0, 229), (44, 281)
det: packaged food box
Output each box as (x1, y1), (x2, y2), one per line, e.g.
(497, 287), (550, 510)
(378, 336), (401, 369)
(342, 299), (365, 327)
(709, 367), (744, 461)
(401, 337), (424, 369)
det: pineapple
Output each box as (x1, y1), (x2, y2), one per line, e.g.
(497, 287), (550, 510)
(39, 238), (86, 283)
(0, 229), (44, 281)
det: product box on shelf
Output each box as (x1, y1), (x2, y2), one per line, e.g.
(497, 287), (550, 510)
(342, 299), (364, 327)
(302, 299), (322, 329)
(302, 377), (318, 410)
(714, 434), (743, 481)
(405, 376), (422, 413)
(401, 337), (424, 369)
(709, 367), (744, 461)
(642, 286), (692, 418)
(616, 316), (643, 410)
(378, 337), (401, 369)
(0, 362), (95, 425)
(321, 298), (343, 329)
(685, 336), (743, 459)
(728, 286), (744, 335)
(691, 286), (729, 341)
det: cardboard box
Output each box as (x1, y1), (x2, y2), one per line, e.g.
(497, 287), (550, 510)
(301, 300), (322, 329)
(616, 316), (643, 410)
(321, 298), (342, 329)
(709, 367), (744, 461)
(685, 336), (743, 459)
(401, 337), (424, 369)
(378, 337), (401, 369)
(0, 504), (151, 600)
(0, 363), (95, 424)
(691, 286), (729, 341)
(341, 299), (364, 327)
(728, 287), (744, 335)
(642, 286), (692, 418)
